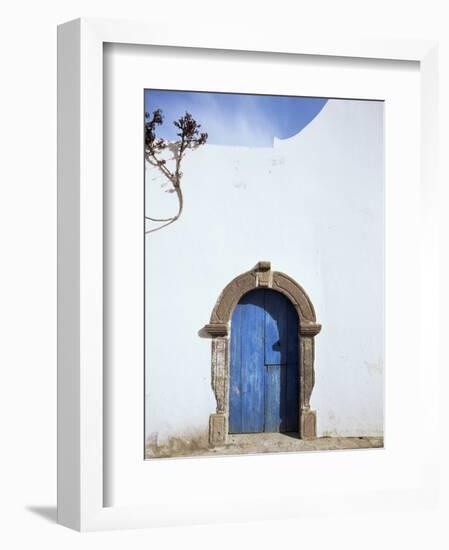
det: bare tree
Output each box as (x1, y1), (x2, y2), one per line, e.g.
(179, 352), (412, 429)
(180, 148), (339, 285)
(145, 109), (208, 233)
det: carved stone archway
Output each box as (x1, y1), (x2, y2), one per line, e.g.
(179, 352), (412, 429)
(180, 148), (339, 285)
(204, 261), (321, 445)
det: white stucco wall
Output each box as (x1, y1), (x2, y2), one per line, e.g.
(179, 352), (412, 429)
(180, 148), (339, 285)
(145, 98), (384, 442)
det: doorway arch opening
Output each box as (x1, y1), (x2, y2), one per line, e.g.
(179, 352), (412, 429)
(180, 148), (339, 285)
(204, 262), (321, 445)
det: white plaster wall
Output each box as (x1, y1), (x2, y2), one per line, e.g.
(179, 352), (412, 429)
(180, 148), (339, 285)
(145, 98), (384, 441)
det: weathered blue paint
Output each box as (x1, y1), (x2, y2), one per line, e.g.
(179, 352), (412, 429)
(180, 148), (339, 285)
(229, 289), (299, 433)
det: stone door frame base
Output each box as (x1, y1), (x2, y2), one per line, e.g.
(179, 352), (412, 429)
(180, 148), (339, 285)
(204, 262), (321, 445)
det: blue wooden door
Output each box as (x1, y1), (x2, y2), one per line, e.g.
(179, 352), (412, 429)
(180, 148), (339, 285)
(229, 289), (299, 433)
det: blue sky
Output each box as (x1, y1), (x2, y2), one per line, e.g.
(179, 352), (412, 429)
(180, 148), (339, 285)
(144, 90), (327, 147)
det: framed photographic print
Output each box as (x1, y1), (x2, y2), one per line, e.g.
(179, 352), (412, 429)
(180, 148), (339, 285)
(58, 18), (441, 531)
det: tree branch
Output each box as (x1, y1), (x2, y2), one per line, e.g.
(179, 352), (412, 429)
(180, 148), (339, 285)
(144, 109), (207, 234)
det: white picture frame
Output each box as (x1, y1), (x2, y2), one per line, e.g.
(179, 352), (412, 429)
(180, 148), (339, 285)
(57, 17), (440, 531)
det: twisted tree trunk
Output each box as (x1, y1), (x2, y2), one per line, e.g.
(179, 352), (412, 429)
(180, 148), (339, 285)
(145, 184), (183, 234)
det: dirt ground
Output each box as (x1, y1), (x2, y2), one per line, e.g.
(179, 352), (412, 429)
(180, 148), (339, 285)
(145, 432), (383, 459)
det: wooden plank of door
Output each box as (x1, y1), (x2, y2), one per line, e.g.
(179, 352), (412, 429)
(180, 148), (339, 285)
(229, 289), (265, 433)
(229, 293), (243, 433)
(264, 289), (288, 365)
(264, 290), (288, 430)
(240, 291), (265, 432)
(264, 365), (282, 432)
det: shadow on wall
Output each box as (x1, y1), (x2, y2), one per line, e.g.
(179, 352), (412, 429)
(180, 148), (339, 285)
(197, 326), (212, 339)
